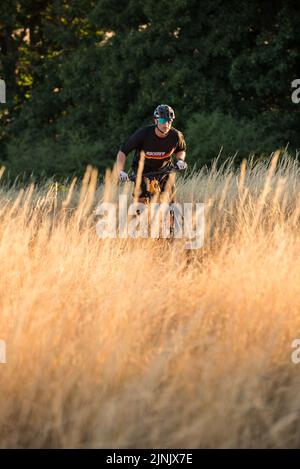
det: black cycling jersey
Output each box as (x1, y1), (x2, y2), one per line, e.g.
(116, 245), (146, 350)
(120, 124), (186, 172)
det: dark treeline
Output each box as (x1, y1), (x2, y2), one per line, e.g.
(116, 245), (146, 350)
(0, 0), (300, 180)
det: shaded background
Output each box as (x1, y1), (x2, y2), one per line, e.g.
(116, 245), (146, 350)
(0, 0), (300, 180)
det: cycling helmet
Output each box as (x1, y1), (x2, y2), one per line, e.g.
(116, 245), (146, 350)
(153, 104), (175, 121)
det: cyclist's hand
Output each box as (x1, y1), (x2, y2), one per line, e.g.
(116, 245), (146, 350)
(176, 160), (187, 170)
(119, 170), (129, 182)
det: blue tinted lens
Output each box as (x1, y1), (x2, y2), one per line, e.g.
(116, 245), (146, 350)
(158, 117), (171, 124)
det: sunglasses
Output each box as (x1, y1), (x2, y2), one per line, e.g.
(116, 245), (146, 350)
(158, 118), (172, 124)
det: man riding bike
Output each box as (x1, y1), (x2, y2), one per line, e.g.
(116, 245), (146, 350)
(116, 104), (187, 204)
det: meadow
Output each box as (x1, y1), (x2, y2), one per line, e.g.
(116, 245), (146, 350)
(1, 152), (300, 448)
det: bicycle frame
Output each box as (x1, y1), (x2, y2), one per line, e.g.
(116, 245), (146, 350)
(128, 165), (185, 203)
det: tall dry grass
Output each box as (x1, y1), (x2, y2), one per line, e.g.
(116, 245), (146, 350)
(1, 153), (300, 448)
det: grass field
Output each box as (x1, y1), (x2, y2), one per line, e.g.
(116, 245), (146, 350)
(1, 152), (300, 448)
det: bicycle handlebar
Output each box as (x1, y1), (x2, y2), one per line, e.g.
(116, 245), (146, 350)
(128, 165), (187, 182)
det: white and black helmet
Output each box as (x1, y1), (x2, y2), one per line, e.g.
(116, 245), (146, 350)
(153, 104), (175, 121)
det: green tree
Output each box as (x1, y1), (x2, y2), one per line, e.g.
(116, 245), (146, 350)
(1, 0), (300, 179)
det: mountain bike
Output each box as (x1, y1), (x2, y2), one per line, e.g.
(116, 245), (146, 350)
(125, 164), (187, 239)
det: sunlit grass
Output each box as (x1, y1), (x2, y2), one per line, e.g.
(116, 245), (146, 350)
(1, 152), (300, 448)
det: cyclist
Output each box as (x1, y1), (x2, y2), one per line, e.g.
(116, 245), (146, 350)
(116, 104), (187, 203)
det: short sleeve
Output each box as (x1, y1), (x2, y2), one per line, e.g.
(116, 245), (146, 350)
(119, 128), (145, 156)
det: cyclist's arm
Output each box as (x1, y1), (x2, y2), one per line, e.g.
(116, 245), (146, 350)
(116, 150), (126, 172)
(116, 128), (145, 172)
(175, 131), (187, 161)
(175, 150), (186, 161)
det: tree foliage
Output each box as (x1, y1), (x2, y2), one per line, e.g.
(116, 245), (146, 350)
(1, 0), (300, 179)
